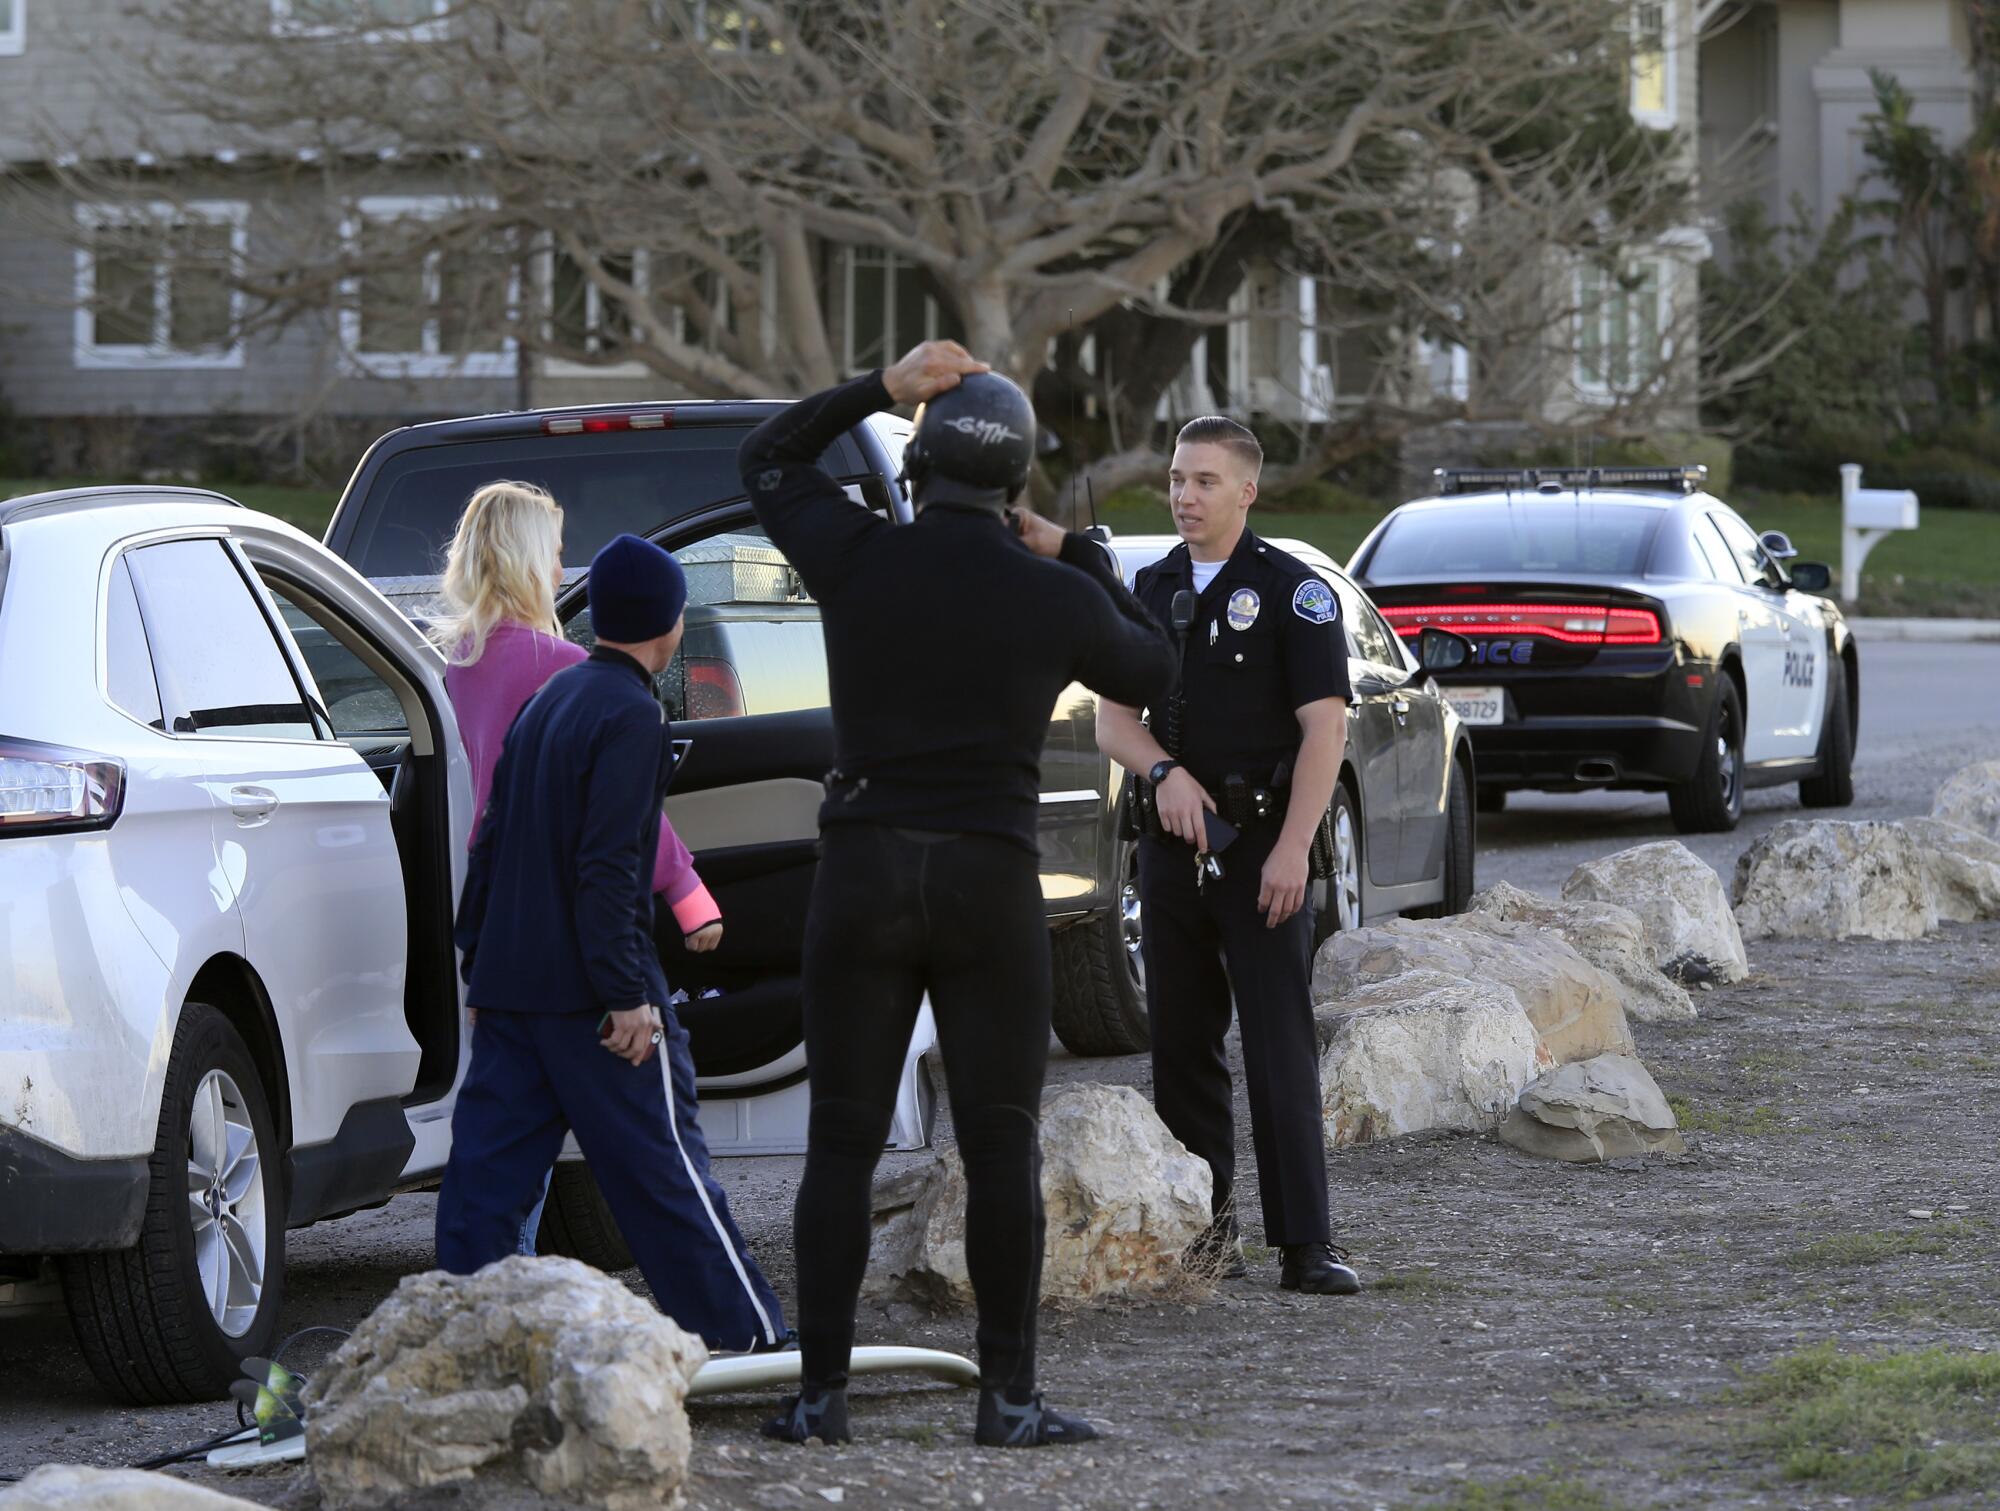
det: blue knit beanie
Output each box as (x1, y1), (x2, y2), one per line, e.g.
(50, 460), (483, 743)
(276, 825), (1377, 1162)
(589, 533), (688, 644)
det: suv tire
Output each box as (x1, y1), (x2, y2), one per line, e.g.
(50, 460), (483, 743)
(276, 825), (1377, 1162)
(61, 1003), (284, 1404)
(1799, 655), (1856, 809)
(1051, 832), (1150, 1057)
(1669, 678), (1744, 834)
(535, 1163), (636, 1273)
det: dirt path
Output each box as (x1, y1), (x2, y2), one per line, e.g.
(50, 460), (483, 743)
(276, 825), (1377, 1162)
(9, 919), (1994, 1509)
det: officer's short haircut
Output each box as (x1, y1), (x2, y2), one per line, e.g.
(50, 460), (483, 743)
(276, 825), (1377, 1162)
(1175, 416), (1263, 478)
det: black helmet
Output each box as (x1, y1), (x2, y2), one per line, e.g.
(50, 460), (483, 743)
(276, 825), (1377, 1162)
(900, 371), (1036, 506)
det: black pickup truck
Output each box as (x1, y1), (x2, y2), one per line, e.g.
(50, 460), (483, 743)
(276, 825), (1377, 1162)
(321, 398), (1148, 1079)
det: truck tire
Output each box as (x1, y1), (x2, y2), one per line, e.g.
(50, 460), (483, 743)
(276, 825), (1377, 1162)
(1669, 678), (1744, 834)
(1050, 833), (1151, 1058)
(1799, 656), (1856, 808)
(61, 1003), (285, 1404)
(535, 1163), (635, 1273)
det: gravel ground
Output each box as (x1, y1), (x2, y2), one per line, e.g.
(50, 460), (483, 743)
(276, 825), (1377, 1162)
(2, 642), (1995, 1508)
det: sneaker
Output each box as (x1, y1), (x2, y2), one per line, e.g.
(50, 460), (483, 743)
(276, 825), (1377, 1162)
(1278, 1242), (1361, 1295)
(760, 1385), (852, 1445)
(750, 1327), (801, 1355)
(1184, 1214), (1246, 1280)
(975, 1388), (1101, 1448)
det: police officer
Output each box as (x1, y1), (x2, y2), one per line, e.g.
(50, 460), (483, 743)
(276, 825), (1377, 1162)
(1097, 416), (1361, 1296)
(739, 341), (1173, 1448)
(437, 532), (787, 1352)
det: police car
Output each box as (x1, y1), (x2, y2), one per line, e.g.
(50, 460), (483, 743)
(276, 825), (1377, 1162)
(1349, 467), (1859, 833)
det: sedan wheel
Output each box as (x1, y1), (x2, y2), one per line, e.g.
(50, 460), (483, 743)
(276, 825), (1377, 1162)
(1311, 785), (1364, 951)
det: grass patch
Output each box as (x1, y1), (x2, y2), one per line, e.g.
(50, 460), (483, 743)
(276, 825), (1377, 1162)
(1424, 1473), (1632, 1510)
(1784, 1223), (1977, 1268)
(1, 476), (340, 538)
(1740, 1344), (2000, 1500)
(1371, 1266), (1464, 1297)
(1666, 1095), (1788, 1136)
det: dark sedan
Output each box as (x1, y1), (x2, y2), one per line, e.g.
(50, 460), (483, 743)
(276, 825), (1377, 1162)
(1349, 466), (1859, 833)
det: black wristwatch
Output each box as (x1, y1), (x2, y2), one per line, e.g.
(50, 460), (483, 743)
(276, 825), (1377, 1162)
(1149, 758), (1181, 786)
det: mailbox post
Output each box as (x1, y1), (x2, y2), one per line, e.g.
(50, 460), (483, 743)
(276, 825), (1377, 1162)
(1840, 463), (1918, 606)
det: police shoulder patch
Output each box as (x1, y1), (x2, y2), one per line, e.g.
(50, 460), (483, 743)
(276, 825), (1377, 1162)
(1292, 577), (1339, 626)
(755, 467), (784, 493)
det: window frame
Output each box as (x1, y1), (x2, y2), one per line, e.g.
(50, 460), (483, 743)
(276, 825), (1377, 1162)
(338, 195), (518, 379)
(1573, 255), (1669, 400)
(541, 246), (653, 378)
(269, 0), (449, 43)
(0, 0), (24, 57)
(100, 552), (166, 732)
(840, 245), (943, 376)
(1628, 0), (1676, 130)
(73, 200), (249, 371)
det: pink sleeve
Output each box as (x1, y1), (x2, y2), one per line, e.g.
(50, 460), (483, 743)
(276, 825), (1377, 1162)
(669, 882), (721, 935)
(651, 814), (703, 901)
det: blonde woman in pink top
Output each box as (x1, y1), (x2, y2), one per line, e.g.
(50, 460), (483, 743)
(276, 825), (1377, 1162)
(433, 479), (720, 1251)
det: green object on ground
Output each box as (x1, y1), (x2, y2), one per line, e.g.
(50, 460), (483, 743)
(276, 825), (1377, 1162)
(1739, 1344), (2000, 1499)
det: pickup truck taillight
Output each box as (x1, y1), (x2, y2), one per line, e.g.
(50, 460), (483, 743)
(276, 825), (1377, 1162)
(0, 739), (126, 837)
(684, 659), (746, 721)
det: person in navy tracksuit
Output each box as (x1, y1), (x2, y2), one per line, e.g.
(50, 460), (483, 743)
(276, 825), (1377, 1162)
(435, 532), (785, 1353)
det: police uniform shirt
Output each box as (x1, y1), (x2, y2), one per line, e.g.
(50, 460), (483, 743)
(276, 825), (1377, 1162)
(1133, 530), (1352, 791)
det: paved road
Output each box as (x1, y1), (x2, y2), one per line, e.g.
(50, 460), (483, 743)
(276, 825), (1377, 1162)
(0, 641), (1994, 1492)
(1477, 640), (2000, 896)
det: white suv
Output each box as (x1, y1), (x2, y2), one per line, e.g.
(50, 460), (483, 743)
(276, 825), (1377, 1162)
(0, 485), (932, 1403)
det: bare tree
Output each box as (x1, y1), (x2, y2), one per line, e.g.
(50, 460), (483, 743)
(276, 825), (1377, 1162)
(26, 0), (1702, 490)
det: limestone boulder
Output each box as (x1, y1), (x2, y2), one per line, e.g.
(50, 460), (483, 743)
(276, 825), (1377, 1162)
(1316, 971), (1551, 1147)
(1730, 819), (1938, 941)
(1933, 760), (2000, 842)
(304, 1256), (706, 1511)
(1313, 916), (1634, 1064)
(1468, 881), (1696, 1023)
(0, 1468), (263, 1510)
(1497, 1054), (1687, 1163)
(865, 1082), (1211, 1308)
(1562, 841), (1748, 984)
(1900, 816), (2000, 922)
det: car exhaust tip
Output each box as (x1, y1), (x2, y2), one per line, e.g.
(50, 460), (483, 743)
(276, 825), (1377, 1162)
(1574, 759), (1619, 784)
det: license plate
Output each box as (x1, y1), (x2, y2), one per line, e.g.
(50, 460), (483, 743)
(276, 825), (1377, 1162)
(1444, 686), (1505, 726)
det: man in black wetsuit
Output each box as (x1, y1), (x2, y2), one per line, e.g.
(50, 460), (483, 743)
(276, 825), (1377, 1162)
(740, 341), (1173, 1449)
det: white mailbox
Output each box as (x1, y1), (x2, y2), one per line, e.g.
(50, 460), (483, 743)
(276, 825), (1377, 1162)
(1839, 463), (1918, 606)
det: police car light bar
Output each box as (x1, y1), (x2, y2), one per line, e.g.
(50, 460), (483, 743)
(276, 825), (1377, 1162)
(1433, 466), (1707, 496)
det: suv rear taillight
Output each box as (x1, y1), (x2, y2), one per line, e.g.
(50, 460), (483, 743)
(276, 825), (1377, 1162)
(1380, 602), (1663, 646)
(684, 659), (746, 720)
(0, 739), (126, 837)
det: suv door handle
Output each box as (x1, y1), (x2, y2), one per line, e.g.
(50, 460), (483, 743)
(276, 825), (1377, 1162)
(228, 785), (278, 823)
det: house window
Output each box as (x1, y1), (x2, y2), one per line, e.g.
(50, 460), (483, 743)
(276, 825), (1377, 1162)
(0, 0), (25, 57)
(340, 198), (517, 378)
(550, 250), (640, 358)
(1629, 1), (1675, 128)
(841, 247), (956, 373)
(74, 202), (247, 370)
(1576, 259), (1667, 395)
(271, 0), (448, 40)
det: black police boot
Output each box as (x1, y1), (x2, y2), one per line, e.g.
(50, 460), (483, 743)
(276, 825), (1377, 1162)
(760, 1385), (852, 1445)
(1184, 1213), (1247, 1280)
(975, 1387), (1101, 1448)
(1279, 1242), (1362, 1296)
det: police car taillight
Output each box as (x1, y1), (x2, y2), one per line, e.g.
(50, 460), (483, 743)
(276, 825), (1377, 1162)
(0, 739), (126, 837)
(1381, 603), (1662, 646)
(542, 412), (671, 435)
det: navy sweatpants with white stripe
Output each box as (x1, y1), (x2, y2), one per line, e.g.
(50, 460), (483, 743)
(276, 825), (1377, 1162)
(435, 1007), (784, 1352)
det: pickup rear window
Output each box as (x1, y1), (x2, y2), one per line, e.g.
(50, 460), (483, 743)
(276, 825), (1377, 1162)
(1367, 500), (1664, 578)
(343, 425), (862, 578)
